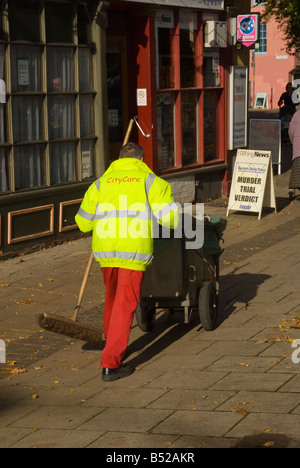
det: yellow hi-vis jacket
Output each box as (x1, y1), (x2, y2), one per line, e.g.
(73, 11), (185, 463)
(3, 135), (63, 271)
(75, 157), (179, 271)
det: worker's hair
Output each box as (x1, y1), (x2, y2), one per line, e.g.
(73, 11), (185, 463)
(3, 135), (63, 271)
(119, 142), (145, 160)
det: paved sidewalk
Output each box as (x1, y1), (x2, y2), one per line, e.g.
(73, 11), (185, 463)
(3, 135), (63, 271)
(0, 170), (300, 448)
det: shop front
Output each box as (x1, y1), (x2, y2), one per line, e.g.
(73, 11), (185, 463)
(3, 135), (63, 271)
(106, 0), (228, 205)
(0, 0), (107, 257)
(0, 0), (248, 257)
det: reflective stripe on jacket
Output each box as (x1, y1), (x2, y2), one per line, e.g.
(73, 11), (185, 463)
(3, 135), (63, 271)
(75, 157), (179, 271)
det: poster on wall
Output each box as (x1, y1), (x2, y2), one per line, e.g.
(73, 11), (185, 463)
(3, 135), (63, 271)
(228, 66), (248, 150)
(226, 149), (277, 220)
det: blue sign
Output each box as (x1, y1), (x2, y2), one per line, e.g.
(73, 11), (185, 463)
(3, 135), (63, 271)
(239, 17), (255, 36)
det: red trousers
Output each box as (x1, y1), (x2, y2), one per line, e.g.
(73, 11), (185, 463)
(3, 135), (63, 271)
(100, 267), (144, 369)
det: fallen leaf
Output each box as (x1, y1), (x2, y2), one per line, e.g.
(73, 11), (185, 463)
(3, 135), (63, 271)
(232, 407), (247, 416)
(263, 441), (275, 447)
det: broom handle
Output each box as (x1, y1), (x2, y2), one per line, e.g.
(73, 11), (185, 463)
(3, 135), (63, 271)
(72, 119), (134, 321)
(123, 118), (134, 146)
(72, 251), (94, 321)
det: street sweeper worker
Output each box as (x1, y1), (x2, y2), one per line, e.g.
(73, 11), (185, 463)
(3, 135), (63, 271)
(75, 142), (179, 381)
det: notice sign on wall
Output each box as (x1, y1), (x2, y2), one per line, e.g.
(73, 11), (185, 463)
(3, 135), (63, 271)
(227, 149), (277, 220)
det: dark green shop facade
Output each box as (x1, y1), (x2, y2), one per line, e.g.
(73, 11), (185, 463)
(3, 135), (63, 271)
(0, 0), (107, 257)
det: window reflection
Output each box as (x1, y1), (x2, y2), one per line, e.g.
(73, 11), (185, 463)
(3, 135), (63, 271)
(180, 29), (196, 88)
(158, 28), (174, 89)
(11, 46), (41, 92)
(9, 0), (40, 43)
(107, 42), (123, 142)
(203, 55), (220, 87)
(12, 96), (43, 142)
(181, 92), (197, 165)
(157, 93), (175, 169)
(45, 2), (73, 43)
(14, 145), (44, 190)
(204, 90), (218, 161)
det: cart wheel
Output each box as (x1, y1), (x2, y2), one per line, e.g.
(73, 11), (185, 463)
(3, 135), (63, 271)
(135, 303), (156, 332)
(198, 282), (218, 331)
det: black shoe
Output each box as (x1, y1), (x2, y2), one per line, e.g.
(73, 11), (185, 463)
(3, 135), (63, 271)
(102, 364), (134, 381)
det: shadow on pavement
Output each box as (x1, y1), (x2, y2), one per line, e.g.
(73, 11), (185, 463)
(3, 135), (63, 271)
(125, 311), (199, 368)
(218, 271), (271, 325)
(232, 433), (293, 448)
(123, 269), (271, 368)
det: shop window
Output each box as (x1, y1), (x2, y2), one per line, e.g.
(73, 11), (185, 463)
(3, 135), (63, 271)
(203, 53), (220, 87)
(156, 11), (175, 89)
(155, 10), (224, 171)
(0, 1), (97, 193)
(45, 2), (73, 44)
(12, 96), (43, 142)
(0, 44), (7, 192)
(157, 93), (175, 170)
(14, 145), (45, 190)
(47, 47), (74, 92)
(9, 0), (40, 43)
(77, 5), (91, 45)
(157, 28), (175, 89)
(81, 140), (95, 179)
(204, 90), (218, 162)
(80, 95), (94, 137)
(0, 148), (9, 192)
(0, 45), (6, 142)
(180, 12), (197, 88)
(79, 48), (93, 91)
(107, 42), (123, 142)
(181, 91), (197, 166)
(11, 46), (42, 93)
(48, 95), (75, 140)
(50, 141), (76, 185)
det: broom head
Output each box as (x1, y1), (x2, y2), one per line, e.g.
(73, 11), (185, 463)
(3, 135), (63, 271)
(37, 312), (103, 344)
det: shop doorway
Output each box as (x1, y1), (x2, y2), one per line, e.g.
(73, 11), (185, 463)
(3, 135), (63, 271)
(107, 37), (129, 160)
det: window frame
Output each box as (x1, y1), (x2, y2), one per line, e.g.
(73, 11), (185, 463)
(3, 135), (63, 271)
(155, 9), (226, 174)
(255, 22), (267, 54)
(0, 0), (97, 194)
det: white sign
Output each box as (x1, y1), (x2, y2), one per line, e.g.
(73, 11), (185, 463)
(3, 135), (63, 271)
(137, 88), (147, 107)
(82, 151), (92, 179)
(228, 66), (248, 149)
(18, 58), (29, 86)
(0, 79), (6, 103)
(121, 0), (224, 10)
(0, 339), (6, 363)
(254, 93), (268, 109)
(227, 149), (277, 220)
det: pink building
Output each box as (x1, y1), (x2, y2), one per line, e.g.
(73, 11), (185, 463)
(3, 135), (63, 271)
(249, 1), (300, 110)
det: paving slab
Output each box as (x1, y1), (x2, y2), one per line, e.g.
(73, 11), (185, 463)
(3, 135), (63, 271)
(1, 168), (300, 448)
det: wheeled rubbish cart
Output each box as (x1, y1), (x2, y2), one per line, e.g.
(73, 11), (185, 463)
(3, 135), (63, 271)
(135, 213), (227, 332)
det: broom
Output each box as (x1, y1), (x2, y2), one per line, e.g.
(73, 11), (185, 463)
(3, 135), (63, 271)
(37, 252), (102, 343)
(37, 119), (135, 343)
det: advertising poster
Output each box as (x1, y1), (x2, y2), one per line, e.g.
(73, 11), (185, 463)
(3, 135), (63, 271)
(227, 149), (277, 220)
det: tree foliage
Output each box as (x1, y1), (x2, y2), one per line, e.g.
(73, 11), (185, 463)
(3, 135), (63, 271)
(262, 0), (300, 53)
